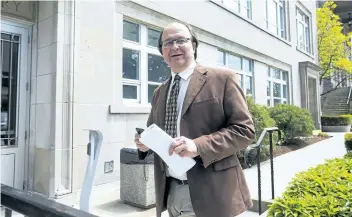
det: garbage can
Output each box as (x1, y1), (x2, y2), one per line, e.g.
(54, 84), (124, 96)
(120, 148), (155, 209)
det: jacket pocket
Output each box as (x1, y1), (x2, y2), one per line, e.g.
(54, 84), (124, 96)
(213, 155), (240, 171)
(193, 97), (219, 106)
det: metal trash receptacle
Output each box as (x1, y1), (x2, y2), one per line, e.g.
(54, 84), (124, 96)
(120, 148), (155, 209)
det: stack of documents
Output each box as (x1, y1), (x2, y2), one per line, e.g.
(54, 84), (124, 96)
(139, 124), (196, 176)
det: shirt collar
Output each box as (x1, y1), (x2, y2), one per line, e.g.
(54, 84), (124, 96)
(171, 61), (196, 81)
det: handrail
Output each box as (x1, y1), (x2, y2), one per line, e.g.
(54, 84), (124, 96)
(243, 127), (281, 215)
(346, 86), (352, 105)
(1, 184), (98, 217)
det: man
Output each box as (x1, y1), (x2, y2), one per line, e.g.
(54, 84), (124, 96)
(134, 22), (255, 217)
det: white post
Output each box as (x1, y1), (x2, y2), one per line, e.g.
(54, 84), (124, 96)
(79, 130), (103, 213)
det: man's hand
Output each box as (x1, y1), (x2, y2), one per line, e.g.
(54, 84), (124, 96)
(134, 133), (150, 152)
(169, 136), (199, 158)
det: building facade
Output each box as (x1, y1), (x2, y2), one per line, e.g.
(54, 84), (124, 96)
(1, 0), (320, 205)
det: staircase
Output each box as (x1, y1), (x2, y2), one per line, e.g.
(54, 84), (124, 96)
(321, 87), (351, 116)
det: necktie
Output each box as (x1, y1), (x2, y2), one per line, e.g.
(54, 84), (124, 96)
(165, 74), (181, 138)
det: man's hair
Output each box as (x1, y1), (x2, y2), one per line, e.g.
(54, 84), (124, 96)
(158, 22), (199, 60)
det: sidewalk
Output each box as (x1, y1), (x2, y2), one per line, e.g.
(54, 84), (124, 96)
(61, 133), (346, 217)
(244, 133), (346, 203)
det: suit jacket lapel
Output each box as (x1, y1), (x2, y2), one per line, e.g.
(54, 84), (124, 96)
(181, 65), (208, 117)
(156, 78), (171, 130)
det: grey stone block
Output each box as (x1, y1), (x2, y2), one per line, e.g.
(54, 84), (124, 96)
(120, 163), (156, 209)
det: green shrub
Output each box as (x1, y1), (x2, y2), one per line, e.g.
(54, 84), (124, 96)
(344, 132), (352, 152)
(318, 132), (329, 137)
(345, 152), (352, 159)
(269, 104), (315, 143)
(237, 97), (278, 166)
(321, 115), (352, 126)
(267, 157), (352, 217)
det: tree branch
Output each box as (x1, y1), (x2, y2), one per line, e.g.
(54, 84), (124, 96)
(320, 77), (348, 96)
(320, 55), (335, 85)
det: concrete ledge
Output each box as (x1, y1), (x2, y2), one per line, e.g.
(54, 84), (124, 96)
(248, 198), (273, 214)
(322, 125), (351, 132)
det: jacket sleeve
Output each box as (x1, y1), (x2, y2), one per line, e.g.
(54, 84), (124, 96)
(137, 88), (157, 160)
(193, 71), (255, 168)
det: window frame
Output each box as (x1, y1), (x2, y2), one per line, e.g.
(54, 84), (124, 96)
(266, 67), (289, 106)
(216, 0), (252, 20)
(265, 0), (287, 40)
(296, 7), (312, 54)
(122, 20), (167, 105)
(217, 50), (254, 96)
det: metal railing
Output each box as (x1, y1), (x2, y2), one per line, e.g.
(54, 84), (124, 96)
(1, 184), (98, 217)
(244, 127), (281, 215)
(1, 130), (103, 217)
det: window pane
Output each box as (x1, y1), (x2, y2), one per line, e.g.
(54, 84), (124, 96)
(237, 73), (243, 88)
(273, 68), (280, 79)
(274, 99), (281, 106)
(243, 58), (252, 72)
(228, 55), (241, 70)
(273, 83), (281, 97)
(148, 28), (160, 47)
(279, 5), (286, 38)
(267, 81), (271, 96)
(123, 85), (137, 99)
(123, 49), (139, 80)
(245, 76), (253, 94)
(246, 0), (252, 19)
(148, 84), (158, 103)
(283, 84), (287, 98)
(123, 21), (140, 42)
(298, 22), (304, 50)
(282, 71), (288, 81)
(267, 99), (271, 106)
(223, 0), (240, 13)
(218, 51), (225, 65)
(305, 25), (310, 53)
(148, 54), (170, 83)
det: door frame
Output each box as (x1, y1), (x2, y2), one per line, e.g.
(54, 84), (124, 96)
(1, 19), (33, 191)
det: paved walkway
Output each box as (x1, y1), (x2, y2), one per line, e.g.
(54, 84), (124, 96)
(244, 133), (346, 203)
(55, 133), (346, 217)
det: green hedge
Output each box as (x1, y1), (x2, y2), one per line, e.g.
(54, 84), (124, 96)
(269, 104), (315, 143)
(344, 132), (352, 152)
(267, 157), (352, 217)
(321, 115), (352, 126)
(237, 97), (278, 166)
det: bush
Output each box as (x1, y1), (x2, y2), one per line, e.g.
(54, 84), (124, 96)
(321, 115), (352, 126)
(237, 97), (278, 167)
(344, 132), (352, 152)
(318, 132), (329, 137)
(267, 157), (352, 217)
(345, 152), (352, 159)
(269, 104), (315, 143)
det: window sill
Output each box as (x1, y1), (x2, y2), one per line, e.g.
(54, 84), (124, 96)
(209, 0), (291, 47)
(109, 104), (151, 114)
(296, 47), (314, 59)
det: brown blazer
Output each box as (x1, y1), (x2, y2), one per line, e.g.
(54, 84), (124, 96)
(139, 64), (255, 217)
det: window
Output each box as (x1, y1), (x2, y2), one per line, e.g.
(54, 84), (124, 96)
(267, 67), (289, 106)
(218, 0), (252, 20)
(122, 20), (170, 104)
(265, 0), (287, 39)
(218, 50), (254, 95)
(296, 8), (311, 54)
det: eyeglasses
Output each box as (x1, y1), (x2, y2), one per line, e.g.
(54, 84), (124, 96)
(162, 38), (191, 48)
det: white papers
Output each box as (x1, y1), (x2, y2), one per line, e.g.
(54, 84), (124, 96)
(139, 124), (196, 176)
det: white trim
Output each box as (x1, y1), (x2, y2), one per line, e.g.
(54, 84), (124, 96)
(122, 19), (168, 105)
(266, 66), (289, 106)
(217, 50), (254, 95)
(296, 6), (312, 54)
(265, 0), (287, 40)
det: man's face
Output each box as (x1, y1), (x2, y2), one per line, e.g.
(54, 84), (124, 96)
(161, 23), (195, 72)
